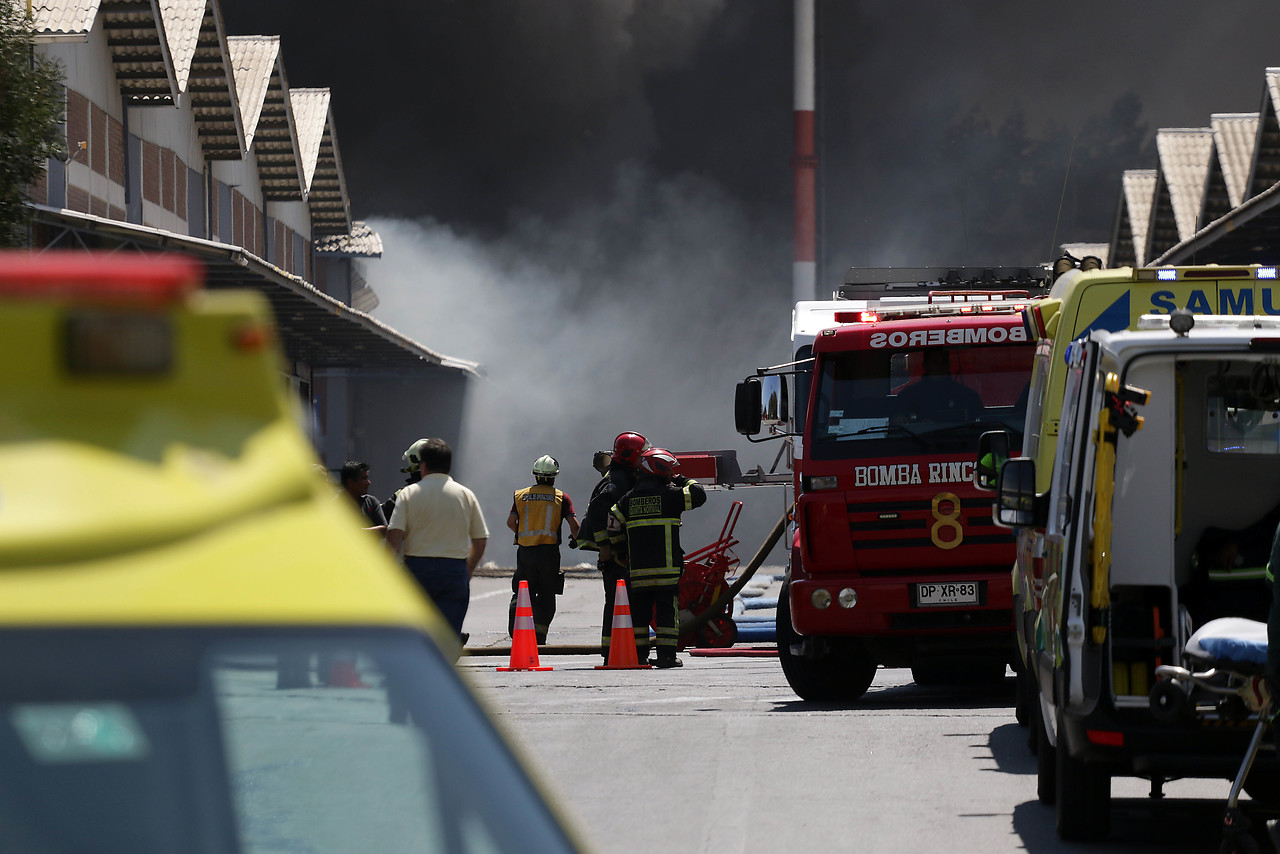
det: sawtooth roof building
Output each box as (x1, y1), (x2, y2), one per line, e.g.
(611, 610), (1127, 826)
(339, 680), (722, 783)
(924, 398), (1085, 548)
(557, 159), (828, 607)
(1108, 67), (1280, 267)
(17, 0), (476, 482)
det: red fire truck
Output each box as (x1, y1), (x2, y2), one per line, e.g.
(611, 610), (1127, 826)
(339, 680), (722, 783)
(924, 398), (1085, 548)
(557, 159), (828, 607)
(735, 267), (1048, 701)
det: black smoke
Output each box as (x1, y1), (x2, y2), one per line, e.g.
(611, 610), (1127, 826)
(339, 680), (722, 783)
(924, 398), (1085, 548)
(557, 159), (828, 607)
(217, 0), (1280, 565)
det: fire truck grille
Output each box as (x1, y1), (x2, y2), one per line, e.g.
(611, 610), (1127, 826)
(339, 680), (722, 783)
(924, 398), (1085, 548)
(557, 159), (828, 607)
(845, 498), (1011, 551)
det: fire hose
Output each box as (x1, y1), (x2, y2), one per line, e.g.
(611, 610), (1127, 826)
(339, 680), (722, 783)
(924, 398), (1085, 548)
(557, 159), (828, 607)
(678, 504), (792, 636)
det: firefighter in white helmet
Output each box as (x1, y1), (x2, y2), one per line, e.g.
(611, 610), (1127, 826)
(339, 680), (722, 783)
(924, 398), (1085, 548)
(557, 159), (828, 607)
(506, 455), (580, 644)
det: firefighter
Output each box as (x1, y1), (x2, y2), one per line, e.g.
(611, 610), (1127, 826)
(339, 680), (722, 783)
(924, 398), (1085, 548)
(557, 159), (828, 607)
(577, 431), (649, 663)
(382, 438), (428, 521)
(610, 447), (706, 668)
(506, 455), (580, 644)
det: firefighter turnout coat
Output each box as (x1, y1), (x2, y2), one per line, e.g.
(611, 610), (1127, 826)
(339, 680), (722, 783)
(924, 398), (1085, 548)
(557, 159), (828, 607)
(609, 475), (707, 589)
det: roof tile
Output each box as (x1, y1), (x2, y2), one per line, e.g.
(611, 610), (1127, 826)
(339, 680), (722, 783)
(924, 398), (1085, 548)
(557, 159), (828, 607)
(158, 0), (203, 93)
(1210, 112), (1258, 209)
(226, 35), (279, 147)
(1155, 128), (1214, 242)
(22, 0), (99, 36)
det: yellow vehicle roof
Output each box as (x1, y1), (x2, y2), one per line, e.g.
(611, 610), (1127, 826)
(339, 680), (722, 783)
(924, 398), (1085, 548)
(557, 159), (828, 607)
(0, 253), (439, 633)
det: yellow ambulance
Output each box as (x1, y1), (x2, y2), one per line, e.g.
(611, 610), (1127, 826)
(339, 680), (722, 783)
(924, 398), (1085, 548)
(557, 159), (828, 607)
(0, 252), (587, 853)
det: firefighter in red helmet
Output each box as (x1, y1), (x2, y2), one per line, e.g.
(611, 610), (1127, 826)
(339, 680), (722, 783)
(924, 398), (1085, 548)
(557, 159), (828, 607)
(576, 431), (650, 664)
(609, 447), (706, 668)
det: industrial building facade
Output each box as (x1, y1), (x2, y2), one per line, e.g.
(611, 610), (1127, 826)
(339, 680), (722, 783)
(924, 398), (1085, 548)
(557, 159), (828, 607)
(19, 0), (476, 481)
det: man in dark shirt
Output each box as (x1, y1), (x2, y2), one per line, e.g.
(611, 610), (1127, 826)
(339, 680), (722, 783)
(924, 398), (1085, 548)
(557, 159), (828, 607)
(341, 460), (387, 536)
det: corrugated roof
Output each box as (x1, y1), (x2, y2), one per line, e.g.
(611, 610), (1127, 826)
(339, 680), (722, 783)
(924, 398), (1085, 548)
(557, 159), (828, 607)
(181, 0), (245, 160)
(227, 35), (303, 200)
(290, 87), (351, 236)
(99, 0), (179, 104)
(32, 205), (479, 375)
(314, 221), (382, 257)
(158, 0), (201, 93)
(22, 0), (100, 38)
(1246, 68), (1280, 200)
(1113, 169), (1157, 267)
(1155, 128), (1214, 243)
(226, 35), (277, 148)
(1211, 113), (1258, 209)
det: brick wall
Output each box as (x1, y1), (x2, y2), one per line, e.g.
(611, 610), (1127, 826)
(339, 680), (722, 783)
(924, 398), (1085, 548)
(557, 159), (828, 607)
(108, 115), (124, 184)
(90, 103), (106, 175)
(66, 90), (88, 164)
(142, 140), (159, 205)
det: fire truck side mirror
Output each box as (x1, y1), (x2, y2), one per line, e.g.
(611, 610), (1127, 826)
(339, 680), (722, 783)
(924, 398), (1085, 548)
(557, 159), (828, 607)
(735, 375), (788, 436)
(974, 430), (1011, 491)
(993, 458), (1045, 529)
(735, 379), (763, 435)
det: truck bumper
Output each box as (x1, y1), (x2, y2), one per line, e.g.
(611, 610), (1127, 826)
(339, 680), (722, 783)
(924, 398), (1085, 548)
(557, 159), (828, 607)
(789, 572), (1013, 637)
(1060, 705), (1274, 780)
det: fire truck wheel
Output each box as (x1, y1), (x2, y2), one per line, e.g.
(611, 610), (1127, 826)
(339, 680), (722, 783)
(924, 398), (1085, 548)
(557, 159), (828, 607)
(1055, 712), (1111, 841)
(777, 585), (876, 702)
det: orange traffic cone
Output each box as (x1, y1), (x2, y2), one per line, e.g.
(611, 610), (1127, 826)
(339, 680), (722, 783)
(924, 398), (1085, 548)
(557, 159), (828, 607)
(498, 580), (552, 672)
(328, 656), (369, 688)
(596, 579), (652, 669)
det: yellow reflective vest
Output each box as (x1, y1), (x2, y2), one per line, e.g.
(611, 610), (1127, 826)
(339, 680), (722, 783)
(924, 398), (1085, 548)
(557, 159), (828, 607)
(513, 484), (565, 547)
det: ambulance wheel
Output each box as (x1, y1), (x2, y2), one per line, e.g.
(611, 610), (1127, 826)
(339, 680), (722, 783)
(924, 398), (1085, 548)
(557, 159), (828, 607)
(777, 586), (876, 702)
(1035, 698), (1055, 805)
(1055, 713), (1111, 841)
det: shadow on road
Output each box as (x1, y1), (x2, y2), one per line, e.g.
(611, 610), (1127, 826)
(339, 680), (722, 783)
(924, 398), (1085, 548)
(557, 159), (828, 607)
(768, 674), (1018, 714)
(987, 722), (1036, 776)
(1011, 796), (1271, 853)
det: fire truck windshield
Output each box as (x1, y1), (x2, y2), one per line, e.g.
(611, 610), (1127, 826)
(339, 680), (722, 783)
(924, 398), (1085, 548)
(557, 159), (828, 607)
(809, 344), (1031, 460)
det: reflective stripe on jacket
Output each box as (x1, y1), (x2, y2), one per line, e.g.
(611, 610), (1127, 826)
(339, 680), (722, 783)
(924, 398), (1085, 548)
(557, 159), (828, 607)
(513, 484), (564, 547)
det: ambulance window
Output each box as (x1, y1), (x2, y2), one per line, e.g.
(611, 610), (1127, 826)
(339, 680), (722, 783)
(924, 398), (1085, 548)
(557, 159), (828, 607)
(1206, 363), (1280, 454)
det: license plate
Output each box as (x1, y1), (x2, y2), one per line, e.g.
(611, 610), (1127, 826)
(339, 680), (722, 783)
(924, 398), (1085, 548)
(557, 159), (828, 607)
(914, 581), (980, 607)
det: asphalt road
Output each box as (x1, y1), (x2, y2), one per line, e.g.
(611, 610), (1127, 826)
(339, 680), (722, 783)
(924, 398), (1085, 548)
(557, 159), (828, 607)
(459, 573), (1270, 854)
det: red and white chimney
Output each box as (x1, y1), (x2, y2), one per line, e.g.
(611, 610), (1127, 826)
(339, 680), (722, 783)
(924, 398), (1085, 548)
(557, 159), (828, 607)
(793, 0), (817, 305)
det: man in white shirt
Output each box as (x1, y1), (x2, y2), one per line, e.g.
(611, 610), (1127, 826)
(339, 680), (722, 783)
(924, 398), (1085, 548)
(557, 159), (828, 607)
(387, 438), (488, 640)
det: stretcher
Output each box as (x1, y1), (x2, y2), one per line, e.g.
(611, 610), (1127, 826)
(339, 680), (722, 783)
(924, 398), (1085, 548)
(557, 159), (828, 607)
(1150, 618), (1277, 853)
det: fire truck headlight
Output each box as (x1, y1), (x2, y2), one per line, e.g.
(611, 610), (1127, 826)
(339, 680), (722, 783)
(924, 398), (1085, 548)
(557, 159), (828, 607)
(804, 475), (839, 491)
(810, 589), (832, 609)
(837, 588), (857, 609)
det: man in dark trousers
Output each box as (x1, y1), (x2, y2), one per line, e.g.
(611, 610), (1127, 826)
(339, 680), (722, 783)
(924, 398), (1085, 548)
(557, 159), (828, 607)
(506, 455), (580, 644)
(576, 431), (649, 663)
(610, 447), (706, 668)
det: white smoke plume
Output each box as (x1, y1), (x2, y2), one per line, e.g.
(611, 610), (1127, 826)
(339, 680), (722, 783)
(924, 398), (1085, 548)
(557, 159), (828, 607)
(370, 163), (796, 568)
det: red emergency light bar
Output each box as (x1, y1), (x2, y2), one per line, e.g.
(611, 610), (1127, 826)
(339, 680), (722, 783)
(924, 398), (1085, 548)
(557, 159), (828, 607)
(833, 301), (1026, 325)
(0, 252), (202, 303)
(833, 310), (879, 323)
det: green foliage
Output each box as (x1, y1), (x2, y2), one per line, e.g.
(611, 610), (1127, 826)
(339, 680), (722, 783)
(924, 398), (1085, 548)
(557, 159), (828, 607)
(0, 3), (65, 247)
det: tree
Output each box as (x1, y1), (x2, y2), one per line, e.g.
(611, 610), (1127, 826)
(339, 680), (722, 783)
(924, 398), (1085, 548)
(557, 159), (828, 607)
(0, 2), (65, 247)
